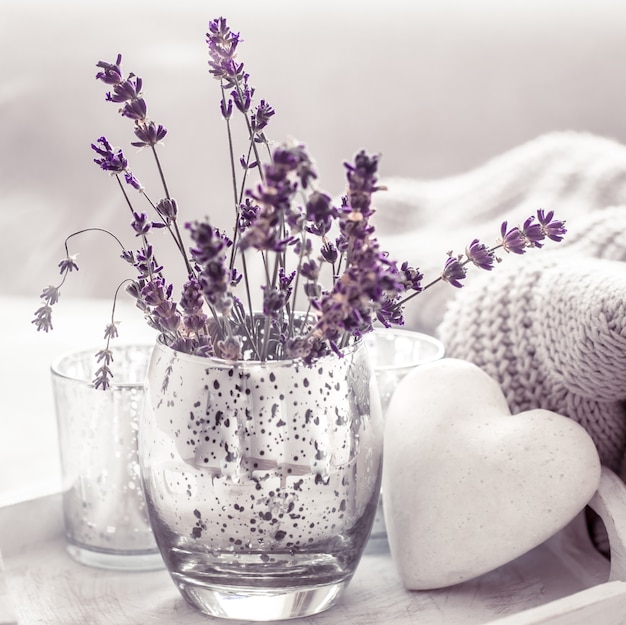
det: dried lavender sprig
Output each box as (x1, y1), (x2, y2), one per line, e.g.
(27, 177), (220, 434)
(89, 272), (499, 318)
(396, 209), (567, 309)
(240, 143), (320, 358)
(95, 58), (193, 276)
(32, 228), (128, 334)
(309, 151), (405, 355)
(93, 279), (135, 390)
(206, 18), (275, 269)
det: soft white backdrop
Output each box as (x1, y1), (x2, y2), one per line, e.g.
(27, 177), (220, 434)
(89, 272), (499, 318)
(3, 0), (626, 299)
(3, 0), (626, 502)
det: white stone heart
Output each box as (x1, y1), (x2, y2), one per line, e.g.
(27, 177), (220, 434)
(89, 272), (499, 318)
(382, 358), (601, 590)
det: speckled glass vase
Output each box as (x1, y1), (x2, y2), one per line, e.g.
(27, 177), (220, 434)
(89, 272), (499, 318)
(139, 335), (383, 621)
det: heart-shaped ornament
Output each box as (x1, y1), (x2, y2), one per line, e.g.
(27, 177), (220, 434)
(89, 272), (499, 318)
(382, 358), (601, 590)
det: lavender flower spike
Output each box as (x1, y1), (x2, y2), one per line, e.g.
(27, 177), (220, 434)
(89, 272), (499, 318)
(537, 209), (567, 242)
(92, 136), (128, 173)
(35, 18), (570, 383)
(132, 121), (167, 148)
(465, 239), (495, 270)
(95, 54), (123, 84)
(499, 222), (527, 255)
(442, 255), (467, 288)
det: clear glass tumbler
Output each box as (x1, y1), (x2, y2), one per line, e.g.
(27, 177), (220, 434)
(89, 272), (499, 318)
(51, 344), (163, 570)
(140, 336), (383, 620)
(365, 328), (445, 548)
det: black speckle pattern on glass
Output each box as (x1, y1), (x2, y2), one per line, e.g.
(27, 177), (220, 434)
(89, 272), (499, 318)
(141, 339), (383, 579)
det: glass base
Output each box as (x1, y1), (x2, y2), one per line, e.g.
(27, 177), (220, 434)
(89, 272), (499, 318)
(66, 544), (165, 571)
(175, 576), (349, 621)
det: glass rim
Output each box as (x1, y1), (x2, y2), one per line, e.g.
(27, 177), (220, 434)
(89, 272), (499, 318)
(155, 333), (365, 369)
(50, 342), (154, 390)
(366, 327), (445, 372)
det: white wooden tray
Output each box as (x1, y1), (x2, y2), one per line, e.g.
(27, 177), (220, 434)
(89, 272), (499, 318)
(1, 467), (625, 625)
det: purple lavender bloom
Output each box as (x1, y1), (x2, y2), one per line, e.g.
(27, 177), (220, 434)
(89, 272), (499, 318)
(238, 217), (291, 253)
(320, 241), (338, 264)
(441, 256), (467, 288)
(180, 278), (204, 314)
(92, 137), (128, 172)
(216, 335), (242, 360)
(220, 97), (233, 119)
(153, 300), (182, 333)
(124, 171), (143, 191)
(135, 245), (163, 277)
(121, 250), (134, 264)
(206, 18), (245, 87)
(465, 239), (495, 270)
(336, 233), (349, 255)
(131, 212), (151, 236)
(132, 121), (167, 148)
(32, 305), (53, 332)
(400, 261), (423, 291)
(279, 268), (296, 291)
(500, 222), (527, 255)
(285, 335), (314, 360)
(141, 278), (169, 306)
(93, 365), (113, 391)
(107, 76), (143, 103)
(293, 148), (317, 189)
(121, 98), (147, 121)
(344, 150), (381, 218)
(58, 255), (79, 274)
(95, 54), (123, 84)
(187, 221), (232, 265)
(238, 199), (259, 232)
(240, 155), (258, 170)
(93, 349), (114, 389)
(187, 221), (234, 315)
(300, 259), (319, 281)
(125, 280), (141, 300)
(180, 278), (208, 333)
(248, 176), (294, 213)
(231, 77), (253, 113)
(251, 100), (275, 133)
(305, 191), (334, 223)
(209, 58), (244, 88)
(314, 241), (404, 345)
(262, 286), (288, 315)
(156, 198), (178, 221)
(520, 216), (545, 248)
(377, 297), (405, 327)
(206, 17), (240, 58)
(95, 348), (114, 366)
(193, 337), (214, 357)
(304, 282), (321, 298)
(40, 285), (60, 306)
(230, 267), (243, 287)
(103, 322), (119, 340)
(537, 209), (567, 242)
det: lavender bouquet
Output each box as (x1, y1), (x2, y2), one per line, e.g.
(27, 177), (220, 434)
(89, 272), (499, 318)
(33, 17), (566, 389)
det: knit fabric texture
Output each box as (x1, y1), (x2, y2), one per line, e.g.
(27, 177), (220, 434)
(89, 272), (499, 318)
(374, 130), (626, 337)
(425, 140), (626, 483)
(438, 240), (626, 479)
(377, 132), (626, 470)
(375, 130), (626, 478)
(376, 131), (626, 554)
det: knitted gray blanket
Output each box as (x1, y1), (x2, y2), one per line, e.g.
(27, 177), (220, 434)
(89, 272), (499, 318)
(376, 131), (626, 484)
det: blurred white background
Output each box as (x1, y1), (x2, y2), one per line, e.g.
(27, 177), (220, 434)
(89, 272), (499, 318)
(1, 0), (626, 507)
(2, 0), (626, 300)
